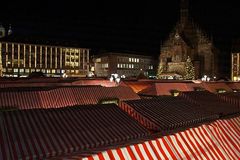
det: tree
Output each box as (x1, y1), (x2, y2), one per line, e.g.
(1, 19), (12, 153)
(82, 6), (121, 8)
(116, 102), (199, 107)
(157, 64), (164, 79)
(184, 56), (195, 80)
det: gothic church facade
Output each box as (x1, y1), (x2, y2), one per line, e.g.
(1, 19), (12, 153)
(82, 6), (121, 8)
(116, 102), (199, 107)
(158, 0), (218, 79)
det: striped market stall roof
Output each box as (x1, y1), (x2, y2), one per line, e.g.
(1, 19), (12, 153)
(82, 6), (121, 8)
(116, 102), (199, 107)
(179, 91), (240, 116)
(226, 82), (240, 91)
(0, 104), (150, 160)
(139, 83), (191, 96)
(121, 81), (155, 93)
(0, 78), (118, 88)
(72, 79), (117, 87)
(217, 92), (240, 109)
(120, 98), (218, 132)
(54, 115), (240, 160)
(0, 86), (140, 110)
(202, 82), (233, 93)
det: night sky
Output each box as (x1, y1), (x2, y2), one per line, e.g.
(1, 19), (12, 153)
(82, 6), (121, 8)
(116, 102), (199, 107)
(1, 0), (240, 57)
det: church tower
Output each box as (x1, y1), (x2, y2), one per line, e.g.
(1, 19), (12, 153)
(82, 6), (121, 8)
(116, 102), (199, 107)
(180, 0), (189, 27)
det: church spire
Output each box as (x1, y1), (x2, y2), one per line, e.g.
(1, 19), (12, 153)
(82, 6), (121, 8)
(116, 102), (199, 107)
(180, 0), (189, 27)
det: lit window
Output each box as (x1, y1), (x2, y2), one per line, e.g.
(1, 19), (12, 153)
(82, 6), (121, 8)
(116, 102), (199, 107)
(47, 70), (50, 73)
(71, 70), (74, 73)
(117, 64), (120, 68)
(25, 69), (29, 73)
(20, 69), (24, 73)
(120, 64), (123, 68)
(129, 58), (131, 62)
(136, 59), (139, 63)
(14, 68), (18, 73)
(61, 70), (65, 73)
(95, 58), (101, 62)
(216, 89), (226, 93)
(170, 90), (180, 97)
(52, 70), (56, 74)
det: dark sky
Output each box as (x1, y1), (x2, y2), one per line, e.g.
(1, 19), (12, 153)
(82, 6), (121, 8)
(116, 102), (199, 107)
(1, 0), (240, 56)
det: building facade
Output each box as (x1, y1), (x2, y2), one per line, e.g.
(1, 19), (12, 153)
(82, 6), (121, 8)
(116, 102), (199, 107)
(93, 52), (156, 78)
(158, 0), (218, 79)
(0, 41), (89, 77)
(231, 53), (240, 81)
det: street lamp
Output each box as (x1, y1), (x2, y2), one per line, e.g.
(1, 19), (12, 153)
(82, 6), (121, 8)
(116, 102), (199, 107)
(110, 73), (121, 86)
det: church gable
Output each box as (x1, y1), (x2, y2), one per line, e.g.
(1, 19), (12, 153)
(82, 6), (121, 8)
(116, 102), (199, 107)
(158, 0), (218, 79)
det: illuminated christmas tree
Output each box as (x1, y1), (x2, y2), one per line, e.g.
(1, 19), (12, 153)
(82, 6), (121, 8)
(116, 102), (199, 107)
(184, 56), (195, 80)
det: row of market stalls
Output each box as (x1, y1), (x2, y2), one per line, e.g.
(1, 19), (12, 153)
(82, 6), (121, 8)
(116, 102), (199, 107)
(0, 79), (240, 159)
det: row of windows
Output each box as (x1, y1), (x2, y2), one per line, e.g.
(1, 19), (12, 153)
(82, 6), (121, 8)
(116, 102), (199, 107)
(117, 63), (137, 69)
(129, 58), (139, 63)
(1, 43), (88, 54)
(149, 65), (154, 70)
(2, 68), (84, 74)
(101, 63), (108, 68)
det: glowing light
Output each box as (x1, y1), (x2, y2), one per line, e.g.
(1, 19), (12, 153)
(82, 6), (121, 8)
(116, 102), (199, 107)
(110, 76), (114, 82)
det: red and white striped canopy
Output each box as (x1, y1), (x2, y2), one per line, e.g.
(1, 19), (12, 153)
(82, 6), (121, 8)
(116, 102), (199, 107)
(62, 116), (240, 160)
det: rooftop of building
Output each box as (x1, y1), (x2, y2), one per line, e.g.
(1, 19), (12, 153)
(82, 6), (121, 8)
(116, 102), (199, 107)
(93, 50), (155, 59)
(0, 33), (90, 49)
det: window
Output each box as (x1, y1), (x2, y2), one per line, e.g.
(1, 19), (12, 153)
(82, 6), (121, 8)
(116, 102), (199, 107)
(170, 89), (180, 97)
(233, 89), (240, 92)
(101, 63), (108, 68)
(14, 68), (18, 73)
(98, 98), (119, 105)
(149, 65), (153, 70)
(216, 89), (226, 93)
(129, 58), (131, 62)
(95, 58), (101, 62)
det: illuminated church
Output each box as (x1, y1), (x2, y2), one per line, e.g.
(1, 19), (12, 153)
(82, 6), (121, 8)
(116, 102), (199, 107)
(158, 0), (218, 79)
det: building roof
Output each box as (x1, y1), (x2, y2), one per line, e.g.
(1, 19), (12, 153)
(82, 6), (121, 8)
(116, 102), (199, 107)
(0, 104), (150, 160)
(120, 80), (155, 93)
(0, 77), (118, 88)
(202, 82), (233, 93)
(139, 82), (191, 96)
(226, 82), (240, 90)
(0, 86), (140, 110)
(93, 51), (154, 58)
(120, 97), (218, 132)
(217, 92), (240, 110)
(0, 34), (90, 49)
(179, 91), (240, 117)
(56, 115), (240, 160)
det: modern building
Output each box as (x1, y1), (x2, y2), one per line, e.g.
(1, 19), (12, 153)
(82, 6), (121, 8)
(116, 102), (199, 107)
(158, 0), (219, 79)
(0, 40), (90, 77)
(231, 53), (240, 82)
(231, 39), (240, 81)
(93, 52), (157, 78)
